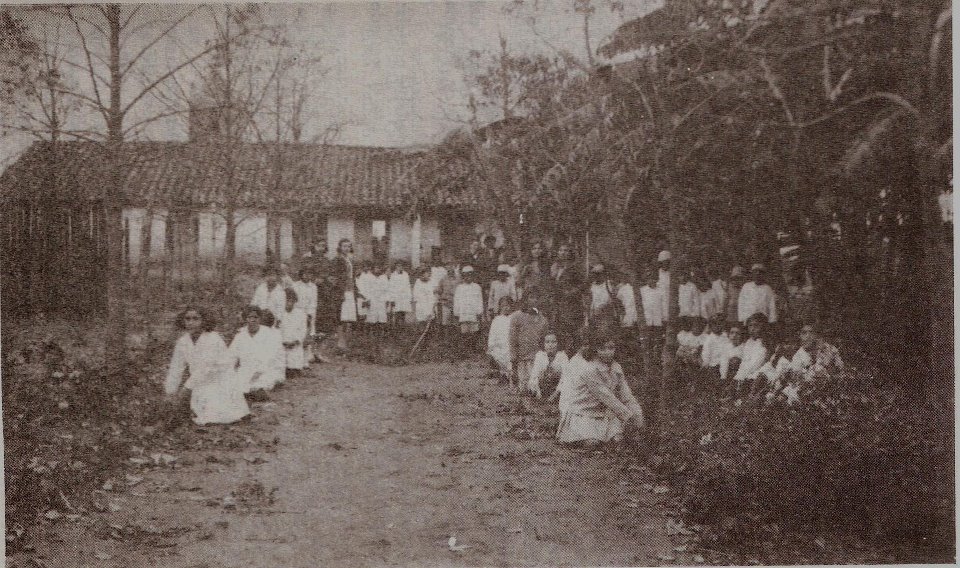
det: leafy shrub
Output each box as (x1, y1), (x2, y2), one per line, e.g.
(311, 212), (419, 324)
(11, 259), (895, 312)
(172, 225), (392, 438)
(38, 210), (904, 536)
(652, 371), (954, 561)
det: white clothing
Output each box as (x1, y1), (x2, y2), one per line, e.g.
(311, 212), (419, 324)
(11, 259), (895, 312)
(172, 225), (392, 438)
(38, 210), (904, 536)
(640, 285), (664, 327)
(711, 279), (728, 310)
(616, 284), (638, 327)
(389, 271), (413, 313)
(529, 350), (569, 398)
(229, 326), (284, 392)
(488, 279), (518, 313)
(355, 271), (375, 318)
(700, 332), (731, 368)
(718, 342), (744, 380)
(699, 288), (722, 320)
(280, 274), (295, 290)
(413, 279), (438, 322)
(732, 338), (768, 382)
(556, 352), (590, 414)
(738, 281), (778, 323)
(678, 282), (701, 318)
(252, 282), (287, 324)
(453, 282), (484, 323)
(657, 269), (671, 321)
(589, 282), (612, 314)
(487, 314), (513, 373)
(294, 281), (317, 326)
(280, 307), (308, 369)
(339, 291), (358, 322)
(164, 332), (249, 425)
(366, 274), (391, 324)
(429, 266), (448, 293)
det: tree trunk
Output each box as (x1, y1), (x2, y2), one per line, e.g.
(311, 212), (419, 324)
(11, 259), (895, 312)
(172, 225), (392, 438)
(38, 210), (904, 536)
(104, 5), (127, 377)
(222, 207), (237, 295)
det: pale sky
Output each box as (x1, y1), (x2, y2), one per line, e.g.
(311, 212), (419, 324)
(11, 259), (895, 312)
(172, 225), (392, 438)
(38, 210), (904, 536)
(2, 1), (656, 164)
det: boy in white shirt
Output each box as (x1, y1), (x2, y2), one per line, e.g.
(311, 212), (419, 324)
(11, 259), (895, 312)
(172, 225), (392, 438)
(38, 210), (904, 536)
(678, 269), (701, 318)
(412, 267), (438, 325)
(640, 268), (665, 361)
(737, 263), (777, 323)
(279, 289), (308, 378)
(700, 315), (731, 377)
(365, 263), (391, 338)
(677, 317), (707, 368)
(354, 261), (375, 331)
(453, 266), (484, 354)
(719, 322), (746, 383)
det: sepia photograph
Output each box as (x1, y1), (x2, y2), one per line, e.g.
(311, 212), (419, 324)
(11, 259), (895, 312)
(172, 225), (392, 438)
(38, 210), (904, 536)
(0, 1), (954, 566)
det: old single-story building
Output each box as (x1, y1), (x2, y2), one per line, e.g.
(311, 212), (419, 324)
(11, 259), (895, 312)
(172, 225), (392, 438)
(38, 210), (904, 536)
(0, 140), (499, 265)
(0, 140), (503, 317)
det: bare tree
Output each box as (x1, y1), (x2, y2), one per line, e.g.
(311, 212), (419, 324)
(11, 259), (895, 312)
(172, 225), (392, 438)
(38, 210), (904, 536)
(35, 4), (231, 370)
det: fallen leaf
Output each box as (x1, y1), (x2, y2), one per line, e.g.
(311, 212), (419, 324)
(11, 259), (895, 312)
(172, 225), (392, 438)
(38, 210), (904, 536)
(656, 554), (676, 562)
(666, 518), (694, 536)
(93, 551), (112, 561)
(814, 536), (826, 549)
(673, 544), (687, 553)
(44, 510), (62, 521)
(102, 481), (114, 491)
(652, 486), (670, 495)
(125, 474), (144, 486)
(506, 527), (522, 534)
(108, 502), (121, 513)
(693, 555), (705, 563)
(447, 536), (473, 552)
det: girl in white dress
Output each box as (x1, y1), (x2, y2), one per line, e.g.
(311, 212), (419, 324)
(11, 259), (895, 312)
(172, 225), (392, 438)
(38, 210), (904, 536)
(294, 268), (318, 369)
(556, 328), (644, 447)
(486, 296), (515, 384)
(229, 306), (284, 394)
(279, 289), (308, 377)
(533, 333), (570, 400)
(164, 307), (249, 425)
(388, 261), (413, 329)
(251, 266), (286, 326)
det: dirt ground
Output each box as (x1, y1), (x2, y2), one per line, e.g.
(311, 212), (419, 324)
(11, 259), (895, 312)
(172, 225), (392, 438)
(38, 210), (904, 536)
(11, 357), (687, 568)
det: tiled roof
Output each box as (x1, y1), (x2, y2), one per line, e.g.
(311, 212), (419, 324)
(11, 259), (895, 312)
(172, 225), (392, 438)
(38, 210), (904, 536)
(0, 141), (478, 210)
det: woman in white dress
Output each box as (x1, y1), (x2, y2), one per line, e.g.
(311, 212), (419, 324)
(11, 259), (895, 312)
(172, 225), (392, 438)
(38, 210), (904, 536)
(164, 307), (249, 425)
(556, 327), (644, 447)
(229, 306), (284, 394)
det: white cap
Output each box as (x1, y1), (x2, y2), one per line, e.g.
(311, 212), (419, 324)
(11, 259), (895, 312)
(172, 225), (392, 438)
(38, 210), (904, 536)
(461, 265), (474, 274)
(657, 250), (671, 262)
(497, 264), (511, 273)
(730, 266), (744, 277)
(590, 263), (605, 273)
(751, 263), (766, 271)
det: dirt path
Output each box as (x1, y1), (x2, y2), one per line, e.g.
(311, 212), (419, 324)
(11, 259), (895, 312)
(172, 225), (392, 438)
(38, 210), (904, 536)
(15, 359), (677, 567)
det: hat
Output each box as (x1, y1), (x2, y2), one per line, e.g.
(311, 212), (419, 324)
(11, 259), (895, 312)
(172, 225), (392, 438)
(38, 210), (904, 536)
(590, 263), (605, 274)
(730, 266), (744, 277)
(751, 263), (766, 271)
(657, 250), (671, 262)
(497, 264), (511, 273)
(461, 265), (474, 274)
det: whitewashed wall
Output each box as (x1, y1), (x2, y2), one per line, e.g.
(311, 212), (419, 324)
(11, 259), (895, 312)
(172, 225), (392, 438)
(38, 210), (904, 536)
(121, 208), (454, 266)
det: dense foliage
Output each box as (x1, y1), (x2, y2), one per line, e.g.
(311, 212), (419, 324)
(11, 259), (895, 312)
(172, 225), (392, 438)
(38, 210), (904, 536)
(648, 369), (954, 562)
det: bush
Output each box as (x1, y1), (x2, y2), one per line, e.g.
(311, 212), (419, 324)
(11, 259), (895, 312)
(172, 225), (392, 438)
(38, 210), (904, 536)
(652, 372), (954, 561)
(2, 318), (173, 546)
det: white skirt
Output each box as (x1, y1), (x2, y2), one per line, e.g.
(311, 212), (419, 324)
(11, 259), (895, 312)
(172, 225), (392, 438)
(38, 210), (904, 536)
(556, 409), (624, 443)
(340, 291), (358, 322)
(367, 300), (388, 324)
(190, 367), (250, 425)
